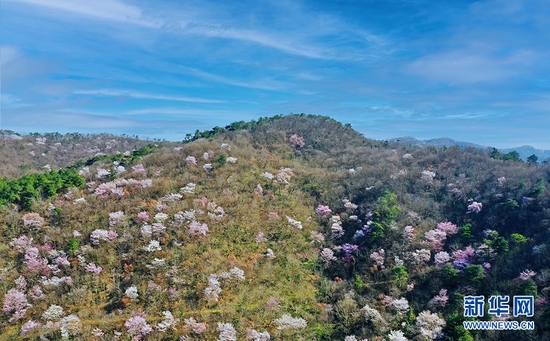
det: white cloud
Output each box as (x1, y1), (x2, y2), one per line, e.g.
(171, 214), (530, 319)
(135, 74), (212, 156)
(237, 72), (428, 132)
(1, 45), (20, 66)
(74, 89), (225, 104)
(406, 48), (538, 84)
(4, 0), (162, 27)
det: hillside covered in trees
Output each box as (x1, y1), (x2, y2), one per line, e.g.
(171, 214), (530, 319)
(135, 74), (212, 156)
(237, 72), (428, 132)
(1, 115), (549, 341)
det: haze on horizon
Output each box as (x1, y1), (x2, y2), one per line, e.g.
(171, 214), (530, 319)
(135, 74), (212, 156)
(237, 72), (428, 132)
(1, 0), (549, 149)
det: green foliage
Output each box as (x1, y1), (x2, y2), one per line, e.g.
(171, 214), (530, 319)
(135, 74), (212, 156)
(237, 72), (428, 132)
(463, 264), (485, 283)
(502, 151), (522, 162)
(527, 154), (538, 164)
(491, 236), (510, 254)
(517, 279), (538, 298)
(66, 238), (80, 256)
(391, 266), (409, 287)
(500, 198), (519, 210)
(442, 264), (461, 286)
(490, 148), (502, 159)
(510, 233), (527, 246)
(218, 154), (227, 166)
(371, 190), (400, 243)
(0, 168), (84, 210)
(444, 313), (475, 341)
(458, 224), (474, 240)
(529, 178), (546, 197)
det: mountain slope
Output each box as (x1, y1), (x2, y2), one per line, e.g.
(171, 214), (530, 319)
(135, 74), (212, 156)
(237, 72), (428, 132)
(1, 114), (549, 340)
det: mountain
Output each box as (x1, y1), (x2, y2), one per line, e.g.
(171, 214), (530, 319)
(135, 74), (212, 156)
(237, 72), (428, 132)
(1, 115), (549, 341)
(390, 136), (550, 162)
(389, 136), (489, 150)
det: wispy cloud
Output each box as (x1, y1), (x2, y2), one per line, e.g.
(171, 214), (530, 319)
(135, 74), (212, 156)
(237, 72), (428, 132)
(406, 47), (539, 84)
(4, 0), (163, 27)
(181, 24), (327, 59)
(180, 67), (287, 91)
(74, 89), (226, 104)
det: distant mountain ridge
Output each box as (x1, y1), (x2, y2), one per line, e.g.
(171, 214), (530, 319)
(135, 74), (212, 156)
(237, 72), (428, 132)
(390, 136), (550, 162)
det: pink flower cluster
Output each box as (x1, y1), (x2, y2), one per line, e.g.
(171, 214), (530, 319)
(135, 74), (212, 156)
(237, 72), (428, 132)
(185, 156), (197, 165)
(90, 229), (118, 245)
(452, 246), (476, 268)
(3, 288), (31, 322)
(136, 211), (150, 223)
(519, 269), (536, 281)
(316, 205), (332, 217)
(429, 289), (449, 307)
(403, 226), (415, 242)
(467, 201), (483, 214)
(289, 134), (305, 148)
(423, 222), (457, 251)
(131, 164), (147, 177)
(189, 220), (208, 235)
(370, 248), (385, 267)
(125, 312), (153, 336)
(86, 263), (103, 274)
(22, 213), (44, 229)
(109, 211), (125, 227)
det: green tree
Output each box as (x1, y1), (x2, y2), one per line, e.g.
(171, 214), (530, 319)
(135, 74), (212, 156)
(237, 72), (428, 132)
(442, 264), (461, 286)
(458, 224), (474, 240)
(502, 151), (522, 162)
(391, 266), (409, 288)
(490, 148), (502, 160)
(527, 154), (538, 164)
(510, 233), (527, 246)
(371, 190), (400, 243)
(464, 264), (485, 283)
(517, 279), (538, 297)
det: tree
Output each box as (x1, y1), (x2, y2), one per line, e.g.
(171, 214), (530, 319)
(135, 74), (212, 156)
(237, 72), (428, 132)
(490, 148), (502, 160)
(371, 191), (400, 243)
(502, 151), (522, 162)
(527, 154), (538, 165)
(392, 266), (409, 288)
(463, 264), (485, 283)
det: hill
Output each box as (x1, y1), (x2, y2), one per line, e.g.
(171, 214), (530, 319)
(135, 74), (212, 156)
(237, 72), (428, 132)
(390, 136), (550, 162)
(0, 131), (159, 178)
(1, 114), (549, 340)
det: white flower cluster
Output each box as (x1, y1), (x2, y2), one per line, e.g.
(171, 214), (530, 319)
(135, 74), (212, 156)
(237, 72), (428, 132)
(286, 216), (303, 229)
(144, 240), (162, 252)
(392, 298), (410, 315)
(416, 311), (446, 340)
(342, 199), (358, 210)
(273, 314), (307, 330)
(204, 267), (245, 302)
(41, 305), (65, 321)
(246, 328), (270, 341)
(156, 311), (180, 332)
(217, 322), (237, 341)
(362, 304), (384, 324)
(125, 286), (139, 301)
(331, 216), (344, 238)
(61, 314), (82, 339)
(180, 183), (196, 194)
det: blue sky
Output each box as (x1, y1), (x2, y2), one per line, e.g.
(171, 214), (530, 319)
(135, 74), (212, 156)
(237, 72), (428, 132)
(1, 0), (549, 149)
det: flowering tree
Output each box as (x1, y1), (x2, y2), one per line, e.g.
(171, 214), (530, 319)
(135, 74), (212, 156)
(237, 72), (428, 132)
(289, 134), (305, 149)
(316, 204), (332, 217)
(466, 201), (482, 214)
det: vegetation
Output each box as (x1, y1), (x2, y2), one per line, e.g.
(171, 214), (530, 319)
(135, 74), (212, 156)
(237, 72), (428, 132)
(1, 115), (549, 340)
